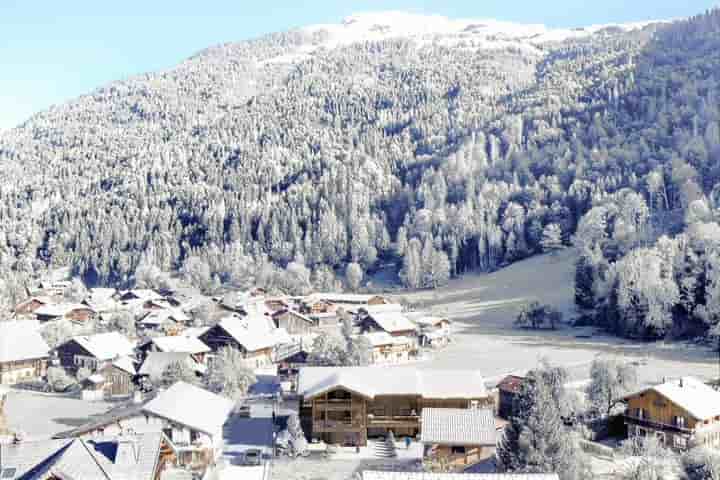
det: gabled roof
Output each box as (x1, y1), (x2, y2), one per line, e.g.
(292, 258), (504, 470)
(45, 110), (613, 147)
(68, 332), (136, 361)
(139, 308), (190, 325)
(142, 382), (234, 436)
(111, 356), (137, 375)
(360, 304), (404, 315)
(421, 408), (496, 446)
(365, 312), (417, 334)
(624, 376), (720, 420)
(150, 336), (210, 355)
(363, 473), (560, 480)
(272, 309), (314, 325)
(364, 331), (414, 347)
(35, 302), (94, 317)
(497, 375), (525, 394)
(298, 367), (488, 400)
(0, 320), (50, 363)
(138, 352), (204, 379)
(118, 289), (163, 302)
(208, 317), (290, 352)
(310, 293), (389, 305)
(406, 312), (450, 327)
(0, 433), (164, 480)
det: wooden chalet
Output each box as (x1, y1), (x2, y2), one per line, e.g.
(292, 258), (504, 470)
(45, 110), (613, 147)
(13, 296), (53, 315)
(272, 309), (317, 335)
(199, 317), (290, 368)
(0, 321), (50, 385)
(99, 356), (137, 398)
(623, 376), (720, 450)
(34, 302), (95, 323)
(56, 332), (136, 372)
(365, 332), (417, 364)
(298, 367), (492, 447)
(359, 310), (417, 338)
(421, 408), (497, 471)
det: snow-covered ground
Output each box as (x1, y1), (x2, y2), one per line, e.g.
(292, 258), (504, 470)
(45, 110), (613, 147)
(398, 248), (720, 386)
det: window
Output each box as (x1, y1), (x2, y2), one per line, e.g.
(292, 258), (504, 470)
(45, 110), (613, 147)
(674, 435), (688, 449)
(1, 468), (17, 479)
(637, 408), (646, 419)
(451, 446), (466, 455)
(673, 416), (687, 428)
(638, 428), (647, 437)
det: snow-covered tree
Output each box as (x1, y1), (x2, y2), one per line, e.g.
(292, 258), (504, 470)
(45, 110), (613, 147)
(586, 357), (638, 417)
(345, 262), (363, 292)
(205, 347), (257, 399)
(540, 223), (564, 254)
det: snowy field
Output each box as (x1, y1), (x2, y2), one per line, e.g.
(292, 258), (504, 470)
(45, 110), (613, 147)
(398, 248), (720, 386)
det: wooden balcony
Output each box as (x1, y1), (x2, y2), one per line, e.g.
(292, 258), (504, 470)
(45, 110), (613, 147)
(313, 420), (365, 432)
(625, 414), (693, 435)
(368, 415), (419, 427)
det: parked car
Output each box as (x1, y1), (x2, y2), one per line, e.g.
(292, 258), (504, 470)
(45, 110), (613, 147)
(243, 449), (262, 466)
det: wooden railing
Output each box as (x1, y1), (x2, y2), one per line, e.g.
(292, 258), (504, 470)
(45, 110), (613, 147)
(625, 414), (693, 435)
(313, 420), (364, 431)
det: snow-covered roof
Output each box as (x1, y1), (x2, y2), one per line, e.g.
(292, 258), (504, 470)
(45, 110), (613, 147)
(364, 331), (414, 347)
(70, 332), (136, 361)
(315, 293), (386, 303)
(138, 352), (204, 378)
(624, 377), (720, 420)
(363, 472), (559, 480)
(86, 373), (105, 384)
(139, 308), (190, 325)
(119, 289), (163, 302)
(421, 408), (496, 446)
(111, 356), (137, 375)
(361, 304), (403, 314)
(180, 327), (209, 338)
(298, 367), (488, 400)
(142, 382), (234, 436)
(0, 433), (164, 480)
(214, 317), (290, 352)
(35, 302), (94, 317)
(151, 335), (210, 355)
(0, 320), (49, 363)
(406, 312), (450, 327)
(366, 312), (417, 334)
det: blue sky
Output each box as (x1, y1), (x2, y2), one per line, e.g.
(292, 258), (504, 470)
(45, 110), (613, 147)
(0, 0), (715, 130)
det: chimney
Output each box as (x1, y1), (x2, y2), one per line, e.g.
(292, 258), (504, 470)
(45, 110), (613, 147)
(114, 436), (139, 465)
(679, 378), (684, 388)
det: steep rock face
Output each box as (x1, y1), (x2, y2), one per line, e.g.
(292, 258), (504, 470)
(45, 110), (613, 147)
(0, 10), (703, 291)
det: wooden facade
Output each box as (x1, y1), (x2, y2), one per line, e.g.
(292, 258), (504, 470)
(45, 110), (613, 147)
(199, 324), (273, 367)
(625, 387), (720, 450)
(301, 387), (493, 447)
(0, 357), (48, 384)
(423, 444), (496, 472)
(99, 363), (135, 397)
(273, 310), (317, 335)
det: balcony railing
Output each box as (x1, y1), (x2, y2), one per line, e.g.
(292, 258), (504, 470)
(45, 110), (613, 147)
(368, 414), (420, 426)
(313, 420), (364, 431)
(625, 414), (693, 435)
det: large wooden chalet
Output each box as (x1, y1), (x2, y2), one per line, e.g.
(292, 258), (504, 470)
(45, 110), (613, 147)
(298, 367), (492, 447)
(623, 376), (720, 450)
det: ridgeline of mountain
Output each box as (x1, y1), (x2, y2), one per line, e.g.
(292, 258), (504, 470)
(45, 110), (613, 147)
(0, 10), (718, 297)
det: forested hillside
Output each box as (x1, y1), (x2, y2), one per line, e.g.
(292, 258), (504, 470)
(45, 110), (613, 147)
(572, 10), (720, 340)
(0, 10), (717, 305)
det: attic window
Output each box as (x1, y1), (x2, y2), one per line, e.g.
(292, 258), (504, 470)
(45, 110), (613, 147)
(1, 467), (17, 479)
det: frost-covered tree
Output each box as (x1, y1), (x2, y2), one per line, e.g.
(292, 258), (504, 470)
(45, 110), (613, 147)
(205, 347), (257, 399)
(586, 357), (638, 417)
(345, 262), (363, 292)
(158, 360), (198, 388)
(540, 224), (564, 254)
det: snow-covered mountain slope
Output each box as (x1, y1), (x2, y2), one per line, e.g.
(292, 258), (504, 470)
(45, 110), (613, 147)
(302, 11), (661, 48)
